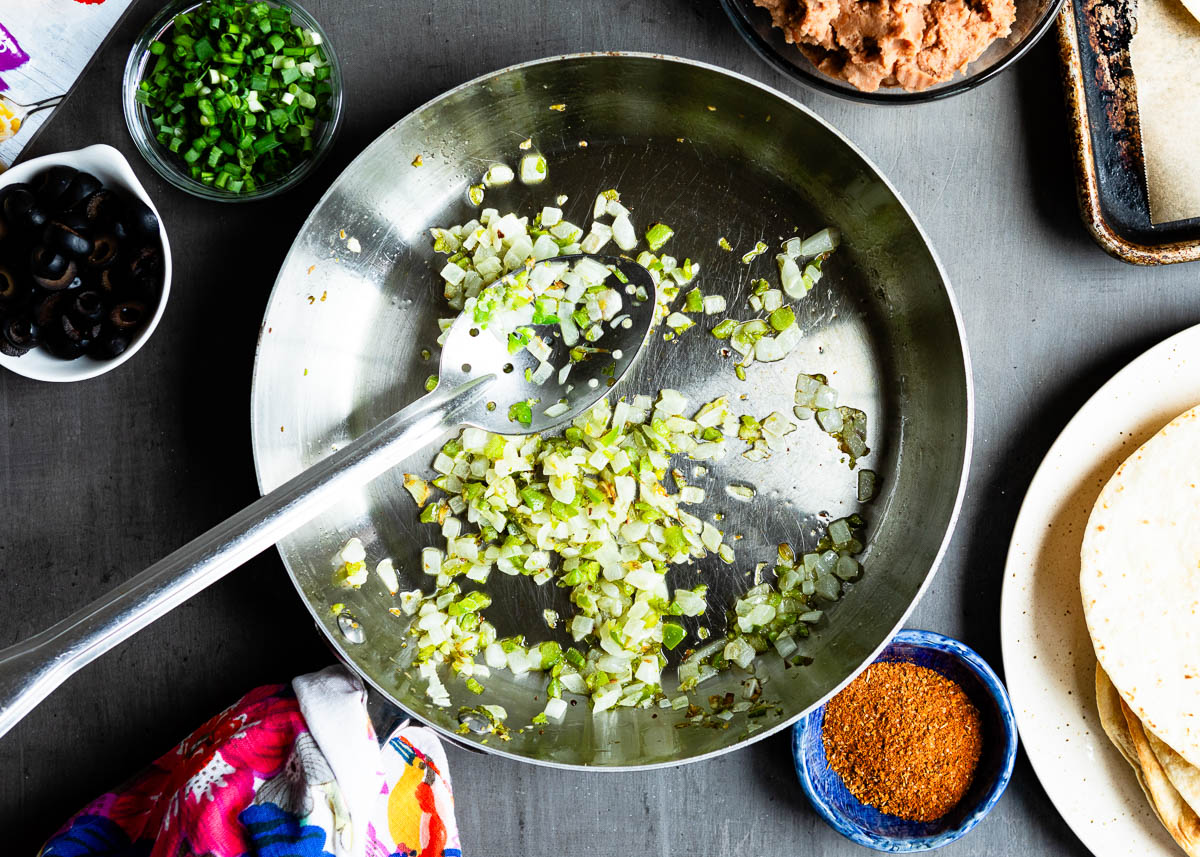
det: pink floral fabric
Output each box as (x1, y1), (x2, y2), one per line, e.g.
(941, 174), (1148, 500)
(39, 669), (461, 857)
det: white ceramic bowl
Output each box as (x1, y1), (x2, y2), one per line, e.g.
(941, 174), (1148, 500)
(0, 144), (172, 382)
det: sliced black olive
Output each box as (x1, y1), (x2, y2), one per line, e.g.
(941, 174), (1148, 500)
(86, 233), (118, 268)
(92, 331), (129, 359)
(99, 268), (122, 295)
(0, 335), (29, 357)
(123, 196), (160, 238)
(60, 210), (90, 233)
(34, 292), (69, 328)
(124, 272), (159, 304)
(25, 205), (47, 230)
(0, 182), (31, 213)
(81, 189), (118, 223)
(57, 171), (102, 211)
(128, 245), (162, 282)
(0, 266), (22, 304)
(44, 220), (93, 258)
(111, 219), (129, 241)
(2, 315), (38, 351)
(43, 333), (86, 360)
(0, 182), (28, 207)
(3, 186), (44, 230)
(31, 245), (68, 279)
(32, 251), (77, 290)
(60, 312), (101, 343)
(109, 301), (147, 331)
(34, 166), (77, 209)
(71, 290), (105, 322)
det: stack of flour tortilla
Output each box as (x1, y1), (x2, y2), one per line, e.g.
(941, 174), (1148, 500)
(1081, 406), (1200, 856)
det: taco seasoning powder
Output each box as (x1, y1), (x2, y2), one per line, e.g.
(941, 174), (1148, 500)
(822, 661), (983, 821)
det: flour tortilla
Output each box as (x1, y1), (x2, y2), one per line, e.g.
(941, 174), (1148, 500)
(1148, 726), (1200, 819)
(1097, 663), (1149, 777)
(1097, 662), (1172, 832)
(1121, 697), (1200, 856)
(1081, 406), (1200, 768)
(1097, 662), (1200, 855)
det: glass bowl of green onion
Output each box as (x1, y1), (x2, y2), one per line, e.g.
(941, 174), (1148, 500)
(122, 0), (343, 201)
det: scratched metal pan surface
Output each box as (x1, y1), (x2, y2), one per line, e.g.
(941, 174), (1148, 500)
(250, 53), (972, 769)
(1056, 1), (1200, 264)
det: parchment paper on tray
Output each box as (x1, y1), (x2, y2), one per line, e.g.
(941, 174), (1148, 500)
(1131, 0), (1200, 224)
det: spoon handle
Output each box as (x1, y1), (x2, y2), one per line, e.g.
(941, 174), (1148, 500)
(0, 377), (493, 741)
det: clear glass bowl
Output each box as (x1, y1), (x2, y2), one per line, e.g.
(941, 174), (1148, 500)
(720, 0), (1065, 104)
(122, 0), (344, 201)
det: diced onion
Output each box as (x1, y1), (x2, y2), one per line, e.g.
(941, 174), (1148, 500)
(402, 193), (863, 716)
(612, 213), (637, 251)
(483, 163), (514, 186)
(800, 227), (839, 257)
(817, 408), (844, 433)
(340, 538), (366, 564)
(725, 484), (756, 501)
(778, 254), (804, 298)
(376, 559), (399, 595)
(520, 153), (548, 184)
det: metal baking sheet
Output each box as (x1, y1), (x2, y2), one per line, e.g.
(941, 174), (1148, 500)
(1057, 0), (1200, 264)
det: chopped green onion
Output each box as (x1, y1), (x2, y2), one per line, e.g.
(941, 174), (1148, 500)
(741, 241), (769, 264)
(508, 400), (534, 426)
(135, 0), (334, 194)
(645, 222), (674, 251)
(663, 622), (687, 650)
(769, 307), (795, 331)
(711, 318), (736, 339)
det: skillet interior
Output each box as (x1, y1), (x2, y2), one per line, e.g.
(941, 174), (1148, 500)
(251, 53), (971, 768)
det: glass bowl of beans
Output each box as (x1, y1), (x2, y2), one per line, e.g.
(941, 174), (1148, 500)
(122, 0), (343, 202)
(791, 629), (1018, 852)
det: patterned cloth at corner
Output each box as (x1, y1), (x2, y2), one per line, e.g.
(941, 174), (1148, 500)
(38, 666), (462, 857)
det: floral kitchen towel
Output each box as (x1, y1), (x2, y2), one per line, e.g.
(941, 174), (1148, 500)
(0, 1), (136, 165)
(38, 665), (461, 857)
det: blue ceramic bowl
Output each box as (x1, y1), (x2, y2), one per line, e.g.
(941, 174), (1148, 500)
(792, 629), (1017, 852)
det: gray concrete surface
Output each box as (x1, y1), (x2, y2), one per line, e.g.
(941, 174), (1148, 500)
(3, 1), (1197, 853)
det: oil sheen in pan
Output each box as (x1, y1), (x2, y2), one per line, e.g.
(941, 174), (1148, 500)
(250, 53), (971, 769)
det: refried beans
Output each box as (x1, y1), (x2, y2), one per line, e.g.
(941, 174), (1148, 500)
(752, 0), (1016, 92)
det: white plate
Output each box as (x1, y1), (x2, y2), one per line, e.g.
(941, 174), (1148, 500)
(1000, 323), (1200, 857)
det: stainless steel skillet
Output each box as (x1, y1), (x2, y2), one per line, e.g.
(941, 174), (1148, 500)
(250, 53), (973, 769)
